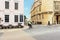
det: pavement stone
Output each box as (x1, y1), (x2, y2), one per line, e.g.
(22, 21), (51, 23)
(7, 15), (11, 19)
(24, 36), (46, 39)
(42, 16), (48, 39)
(0, 29), (36, 40)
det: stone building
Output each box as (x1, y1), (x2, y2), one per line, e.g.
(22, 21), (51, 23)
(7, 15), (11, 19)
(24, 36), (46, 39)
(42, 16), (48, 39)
(31, 0), (60, 25)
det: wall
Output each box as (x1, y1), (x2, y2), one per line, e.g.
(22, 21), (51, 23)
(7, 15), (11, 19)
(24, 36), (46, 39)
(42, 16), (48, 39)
(0, 0), (24, 26)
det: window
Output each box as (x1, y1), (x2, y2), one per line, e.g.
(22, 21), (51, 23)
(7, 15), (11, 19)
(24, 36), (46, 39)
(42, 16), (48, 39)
(15, 3), (18, 10)
(39, 5), (41, 11)
(20, 15), (23, 22)
(5, 15), (9, 22)
(14, 15), (18, 22)
(39, 14), (41, 19)
(5, 1), (9, 9)
(42, 14), (44, 19)
(54, 1), (60, 10)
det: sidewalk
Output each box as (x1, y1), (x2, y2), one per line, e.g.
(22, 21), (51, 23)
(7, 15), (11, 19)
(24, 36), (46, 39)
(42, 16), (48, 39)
(1, 29), (36, 40)
(0, 28), (36, 40)
(0, 25), (29, 32)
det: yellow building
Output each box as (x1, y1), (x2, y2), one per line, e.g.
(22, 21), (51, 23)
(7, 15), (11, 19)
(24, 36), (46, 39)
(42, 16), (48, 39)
(31, 0), (60, 25)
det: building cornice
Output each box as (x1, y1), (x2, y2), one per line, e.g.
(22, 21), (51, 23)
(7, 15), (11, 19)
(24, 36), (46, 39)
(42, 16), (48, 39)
(31, 11), (53, 17)
(31, 3), (41, 13)
(31, 0), (41, 13)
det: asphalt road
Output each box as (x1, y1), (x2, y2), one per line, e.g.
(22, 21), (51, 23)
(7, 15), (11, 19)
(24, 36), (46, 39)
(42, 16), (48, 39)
(0, 25), (60, 40)
(33, 32), (60, 40)
(24, 25), (60, 40)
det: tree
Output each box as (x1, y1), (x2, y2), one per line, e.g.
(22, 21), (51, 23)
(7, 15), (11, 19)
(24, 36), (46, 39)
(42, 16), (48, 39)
(24, 15), (27, 22)
(24, 15), (27, 25)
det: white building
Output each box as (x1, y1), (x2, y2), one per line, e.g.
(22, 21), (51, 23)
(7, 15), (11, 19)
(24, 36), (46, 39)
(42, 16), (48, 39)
(0, 0), (24, 27)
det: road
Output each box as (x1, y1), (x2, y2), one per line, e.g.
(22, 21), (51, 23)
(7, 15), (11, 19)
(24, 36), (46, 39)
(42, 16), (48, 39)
(33, 32), (60, 40)
(24, 24), (60, 40)
(0, 25), (60, 40)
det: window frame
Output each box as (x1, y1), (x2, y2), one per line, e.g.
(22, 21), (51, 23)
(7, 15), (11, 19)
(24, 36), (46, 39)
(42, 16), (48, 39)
(15, 2), (18, 10)
(20, 15), (23, 22)
(54, 1), (60, 10)
(5, 1), (9, 9)
(14, 15), (18, 22)
(5, 15), (9, 22)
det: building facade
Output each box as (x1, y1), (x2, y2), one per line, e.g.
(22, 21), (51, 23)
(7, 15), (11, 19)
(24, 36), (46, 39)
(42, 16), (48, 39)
(31, 0), (60, 25)
(0, 0), (24, 26)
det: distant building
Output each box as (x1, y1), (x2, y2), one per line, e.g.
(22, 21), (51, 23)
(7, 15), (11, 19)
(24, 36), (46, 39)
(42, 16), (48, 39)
(31, 0), (60, 25)
(0, 0), (24, 26)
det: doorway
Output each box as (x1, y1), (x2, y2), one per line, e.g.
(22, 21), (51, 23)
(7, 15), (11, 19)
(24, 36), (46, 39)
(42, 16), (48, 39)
(56, 15), (60, 24)
(56, 16), (58, 24)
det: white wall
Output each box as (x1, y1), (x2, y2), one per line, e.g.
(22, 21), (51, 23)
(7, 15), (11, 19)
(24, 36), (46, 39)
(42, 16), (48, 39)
(0, 0), (24, 26)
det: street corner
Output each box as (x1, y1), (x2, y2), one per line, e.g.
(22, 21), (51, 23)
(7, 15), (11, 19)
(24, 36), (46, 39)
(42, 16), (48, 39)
(21, 25), (29, 30)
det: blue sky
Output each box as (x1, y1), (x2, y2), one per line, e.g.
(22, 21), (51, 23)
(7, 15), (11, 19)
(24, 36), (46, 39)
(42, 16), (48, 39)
(24, 0), (34, 18)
